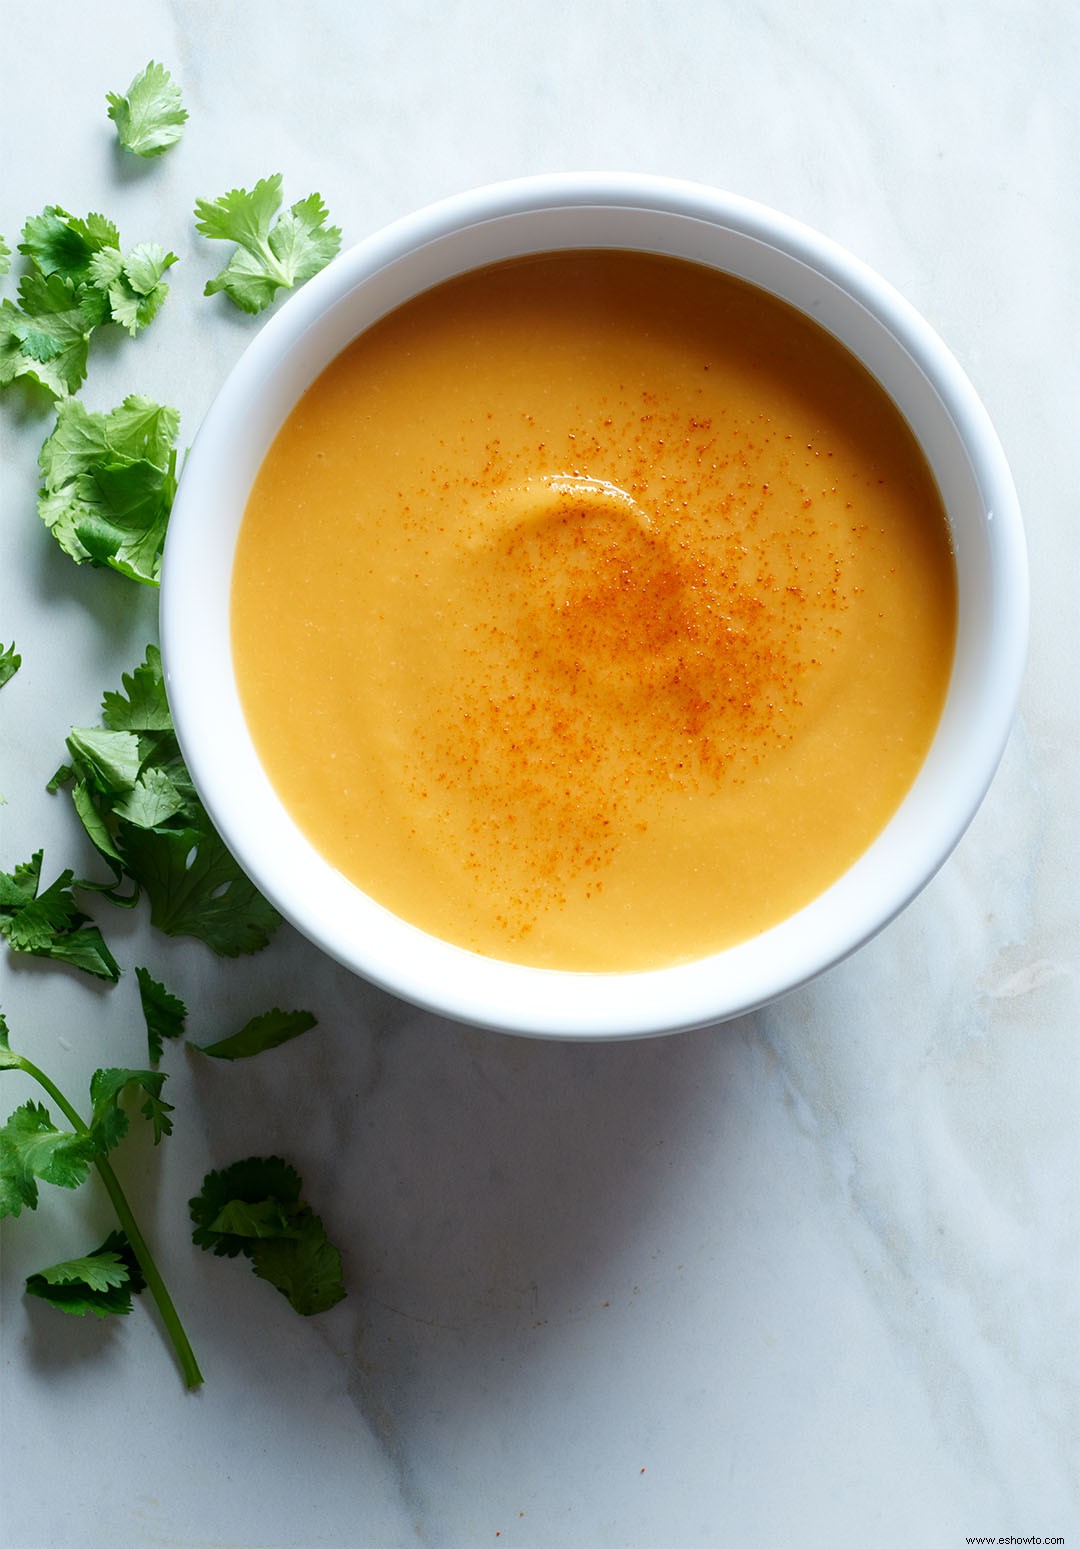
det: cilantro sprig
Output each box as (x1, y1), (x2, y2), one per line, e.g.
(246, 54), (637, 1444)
(107, 62), (188, 160)
(0, 208), (176, 399)
(19, 207), (177, 338)
(37, 395), (180, 584)
(0, 1011), (201, 1386)
(0, 850), (120, 981)
(53, 644), (282, 956)
(194, 174), (341, 314)
(191, 1156), (345, 1316)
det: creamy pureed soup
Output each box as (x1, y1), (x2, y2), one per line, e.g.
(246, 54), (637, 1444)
(232, 251), (957, 971)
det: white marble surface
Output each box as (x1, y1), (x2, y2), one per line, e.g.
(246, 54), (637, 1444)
(1, 2), (1077, 1546)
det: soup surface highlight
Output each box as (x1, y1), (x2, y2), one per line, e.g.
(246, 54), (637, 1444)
(232, 251), (956, 971)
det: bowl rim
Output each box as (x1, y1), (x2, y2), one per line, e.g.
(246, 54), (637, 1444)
(161, 172), (1028, 1039)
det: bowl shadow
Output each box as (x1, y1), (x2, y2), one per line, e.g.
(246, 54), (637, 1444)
(299, 995), (758, 1474)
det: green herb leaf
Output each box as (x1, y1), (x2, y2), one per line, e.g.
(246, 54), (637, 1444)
(37, 396), (180, 584)
(89, 1066), (174, 1149)
(41, 397), (179, 491)
(100, 642), (172, 730)
(0, 209), (174, 401)
(208, 1196), (309, 1239)
(21, 207), (112, 277)
(31, 1240), (128, 1291)
(19, 207), (116, 283)
(0, 1100), (98, 1217)
(195, 174), (342, 314)
(72, 778), (128, 873)
(190, 1156), (345, 1315)
(0, 235), (10, 276)
(112, 766), (188, 829)
(247, 1219), (346, 1316)
(35, 919), (122, 981)
(89, 241), (178, 338)
(0, 852), (46, 909)
(107, 61), (188, 159)
(136, 966), (187, 1065)
(59, 646), (281, 956)
(0, 277), (93, 398)
(191, 1155), (303, 1256)
(120, 822), (282, 956)
(193, 1008), (316, 1062)
(65, 727), (143, 797)
(25, 1229), (147, 1318)
(0, 850), (120, 981)
(0, 643), (20, 688)
(46, 763), (73, 793)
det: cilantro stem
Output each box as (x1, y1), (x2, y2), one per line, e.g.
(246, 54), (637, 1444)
(92, 1154), (203, 1389)
(14, 1054), (203, 1389)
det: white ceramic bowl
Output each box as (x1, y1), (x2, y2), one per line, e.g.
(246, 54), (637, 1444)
(161, 173), (1027, 1039)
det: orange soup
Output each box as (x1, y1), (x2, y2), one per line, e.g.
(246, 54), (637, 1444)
(232, 251), (956, 971)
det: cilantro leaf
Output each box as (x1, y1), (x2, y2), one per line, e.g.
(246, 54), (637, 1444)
(38, 1248), (129, 1291)
(192, 1008), (316, 1062)
(0, 277), (93, 398)
(0, 1100), (98, 1217)
(0, 851), (120, 981)
(195, 175), (342, 314)
(112, 766), (188, 828)
(191, 1156), (303, 1256)
(89, 1066), (174, 1149)
(65, 727), (143, 797)
(26, 1229), (146, 1318)
(0, 852), (46, 909)
(60, 646), (281, 956)
(87, 241), (178, 338)
(32, 918), (122, 981)
(209, 1196), (309, 1239)
(41, 395), (180, 491)
(70, 777), (129, 876)
(265, 192), (342, 287)
(107, 61), (188, 159)
(248, 1216), (346, 1316)
(0, 234), (10, 276)
(37, 396), (180, 584)
(0, 643), (20, 687)
(136, 966), (187, 1065)
(190, 1156), (346, 1315)
(20, 208), (120, 285)
(101, 640), (174, 730)
(119, 822), (282, 956)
